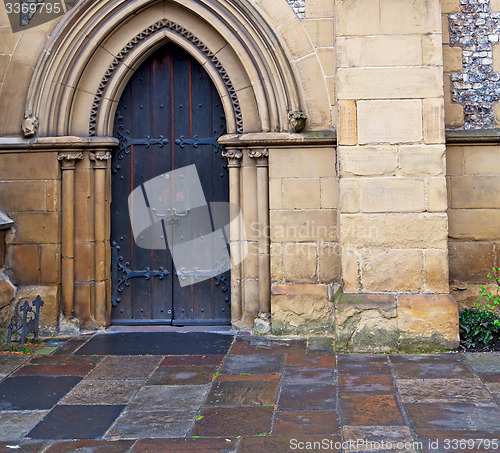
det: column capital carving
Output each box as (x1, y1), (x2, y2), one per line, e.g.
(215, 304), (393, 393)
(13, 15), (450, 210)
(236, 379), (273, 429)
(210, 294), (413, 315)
(248, 148), (269, 166)
(222, 148), (243, 167)
(58, 151), (83, 168)
(90, 151), (112, 169)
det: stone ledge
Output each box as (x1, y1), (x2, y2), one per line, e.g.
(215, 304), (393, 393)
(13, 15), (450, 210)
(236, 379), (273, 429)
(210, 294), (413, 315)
(446, 128), (500, 144)
(218, 131), (337, 148)
(0, 136), (119, 152)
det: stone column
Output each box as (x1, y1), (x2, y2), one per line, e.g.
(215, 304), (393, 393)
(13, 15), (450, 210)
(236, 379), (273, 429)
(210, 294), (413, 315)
(58, 151), (83, 321)
(90, 151), (112, 326)
(248, 148), (271, 334)
(222, 148), (244, 327)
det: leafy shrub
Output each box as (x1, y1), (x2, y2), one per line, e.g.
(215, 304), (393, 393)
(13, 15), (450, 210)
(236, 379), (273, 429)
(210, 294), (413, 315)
(476, 266), (500, 316)
(459, 308), (500, 349)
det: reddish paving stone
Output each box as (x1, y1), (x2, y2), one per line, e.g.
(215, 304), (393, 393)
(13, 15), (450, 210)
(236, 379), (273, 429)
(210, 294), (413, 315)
(132, 437), (237, 452)
(230, 338), (307, 355)
(146, 365), (217, 385)
(239, 435), (342, 453)
(45, 440), (134, 452)
(29, 355), (103, 365)
(159, 355), (225, 366)
(192, 406), (274, 436)
(337, 354), (391, 375)
(278, 384), (336, 411)
(206, 379), (279, 406)
(13, 364), (95, 376)
(0, 441), (47, 452)
(340, 394), (404, 425)
(478, 373), (500, 383)
(416, 429), (500, 453)
(273, 411), (340, 435)
(396, 378), (493, 403)
(286, 354), (336, 368)
(215, 373), (280, 381)
(405, 402), (500, 430)
(339, 374), (395, 393)
(390, 354), (475, 379)
(342, 425), (415, 452)
(282, 367), (335, 385)
(86, 356), (161, 379)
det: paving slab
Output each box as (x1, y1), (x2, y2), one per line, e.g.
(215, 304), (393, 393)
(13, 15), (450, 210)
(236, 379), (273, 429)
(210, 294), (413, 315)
(45, 439), (134, 453)
(105, 410), (196, 439)
(192, 406), (274, 436)
(273, 410), (340, 435)
(0, 441), (47, 452)
(339, 374), (395, 393)
(12, 364), (96, 376)
(131, 437), (237, 452)
(230, 337), (306, 355)
(0, 410), (49, 441)
(278, 384), (336, 411)
(397, 378), (493, 403)
(146, 365), (216, 385)
(306, 337), (335, 354)
(127, 384), (209, 411)
(0, 376), (81, 410)
(28, 355), (103, 365)
(51, 338), (90, 356)
(219, 354), (283, 374)
(238, 435), (342, 453)
(390, 354), (475, 379)
(159, 355), (225, 366)
(342, 426), (416, 453)
(340, 394), (404, 425)
(75, 332), (234, 355)
(463, 352), (500, 373)
(337, 354), (391, 375)
(85, 356), (160, 380)
(27, 405), (125, 439)
(285, 353), (336, 368)
(0, 354), (30, 374)
(282, 367), (335, 385)
(60, 379), (143, 405)
(206, 379), (279, 406)
(415, 429), (500, 453)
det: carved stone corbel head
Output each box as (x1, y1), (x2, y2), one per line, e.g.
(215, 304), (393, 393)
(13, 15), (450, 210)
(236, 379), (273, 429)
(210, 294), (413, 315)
(22, 114), (39, 138)
(288, 110), (307, 132)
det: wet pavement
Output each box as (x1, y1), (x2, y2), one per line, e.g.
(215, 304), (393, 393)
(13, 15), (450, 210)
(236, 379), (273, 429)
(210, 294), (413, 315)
(0, 331), (499, 452)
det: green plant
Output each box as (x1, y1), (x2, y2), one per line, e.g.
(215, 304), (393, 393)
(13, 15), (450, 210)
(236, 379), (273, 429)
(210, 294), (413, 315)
(476, 266), (500, 316)
(459, 308), (500, 349)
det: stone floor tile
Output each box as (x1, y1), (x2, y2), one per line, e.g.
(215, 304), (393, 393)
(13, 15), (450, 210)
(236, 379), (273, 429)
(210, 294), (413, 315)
(159, 355), (225, 366)
(215, 374), (280, 381)
(286, 353), (336, 368)
(27, 405), (125, 439)
(13, 364), (95, 376)
(339, 374), (395, 393)
(60, 379), (143, 405)
(131, 437), (237, 452)
(337, 354), (391, 375)
(192, 406), (274, 436)
(0, 376), (81, 410)
(51, 338), (90, 356)
(230, 338), (306, 355)
(273, 410), (340, 435)
(29, 355), (103, 365)
(219, 354), (283, 375)
(32, 347), (58, 355)
(306, 337), (335, 354)
(238, 435), (342, 453)
(463, 352), (500, 374)
(416, 429), (500, 453)
(278, 384), (336, 411)
(127, 384), (209, 411)
(45, 439), (134, 453)
(0, 354), (30, 374)
(0, 441), (47, 452)
(390, 354), (475, 379)
(404, 402), (500, 430)
(147, 365), (216, 385)
(105, 410), (196, 439)
(340, 394), (404, 425)
(479, 372), (500, 383)
(0, 410), (49, 441)
(0, 373), (6, 381)
(206, 379), (279, 406)
(342, 425), (416, 452)
(86, 356), (160, 380)
(282, 367), (335, 385)
(397, 378), (493, 403)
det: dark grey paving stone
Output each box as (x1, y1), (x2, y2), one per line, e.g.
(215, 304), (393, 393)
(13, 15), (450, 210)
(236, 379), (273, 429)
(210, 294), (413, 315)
(405, 402), (500, 430)
(206, 379), (279, 406)
(86, 356), (160, 380)
(306, 337), (335, 354)
(27, 405), (125, 439)
(105, 410), (196, 439)
(51, 338), (90, 356)
(397, 378), (493, 403)
(390, 354), (475, 379)
(278, 384), (336, 411)
(282, 367), (335, 385)
(0, 376), (82, 410)
(60, 379), (142, 405)
(75, 332), (234, 355)
(0, 354), (30, 373)
(0, 410), (49, 441)
(463, 353), (500, 373)
(219, 354), (283, 374)
(146, 365), (216, 385)
(337, 354), (391, 375)
(127, 385), (209, 411)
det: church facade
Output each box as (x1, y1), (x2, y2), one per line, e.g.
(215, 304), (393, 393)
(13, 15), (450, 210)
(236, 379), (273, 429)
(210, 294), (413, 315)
(0, 0), (498, 351)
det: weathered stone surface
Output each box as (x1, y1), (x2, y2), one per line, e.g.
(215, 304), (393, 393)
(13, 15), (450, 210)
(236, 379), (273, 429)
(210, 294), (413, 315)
(283, 178), (321, 209)
(449, 241), (495, 283)
(464, 145), (500, 175)
(397, 294), (459, 351)
(15, 285), (59, 331)
(270, 210), (337, 242)
(448, 209), (500, 240)
(339, 146), (398, 177)
(380, 0), (441, 34)
(338, 100), (357, 146)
